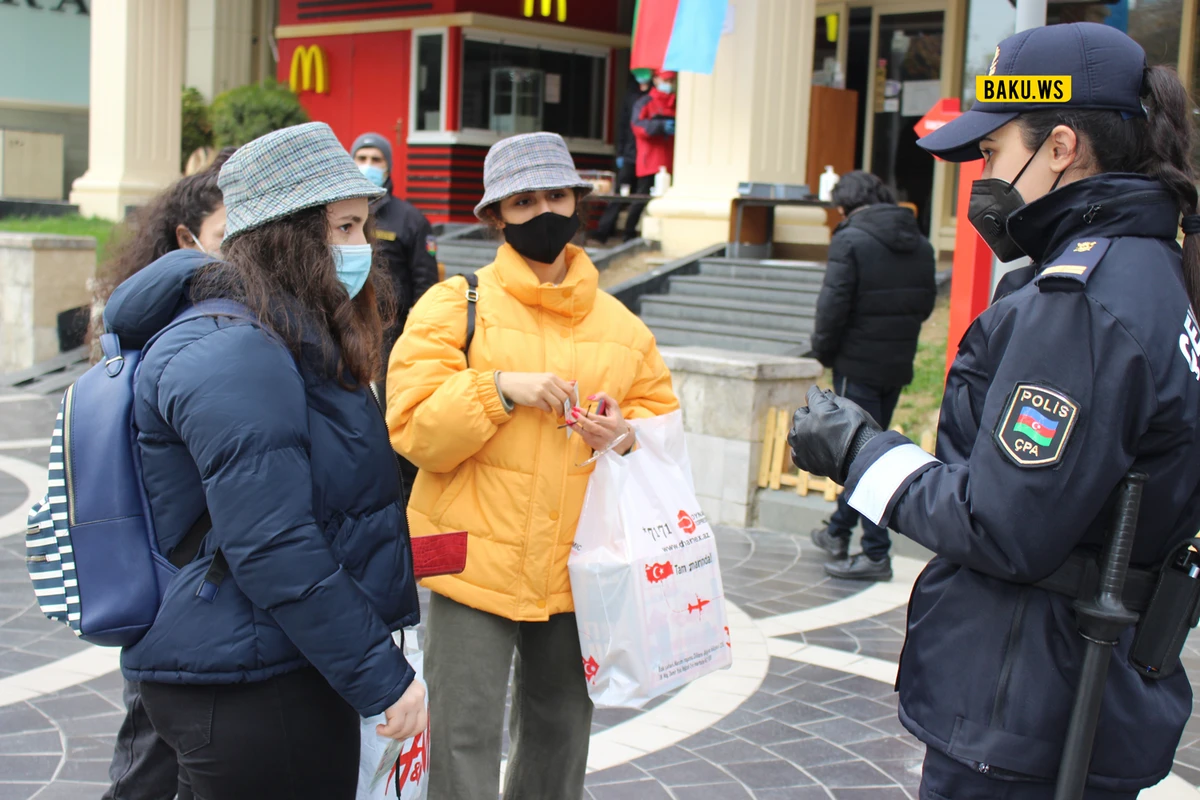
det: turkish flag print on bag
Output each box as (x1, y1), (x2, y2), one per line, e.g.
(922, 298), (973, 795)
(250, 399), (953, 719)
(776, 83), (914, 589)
(569, 411), (732, 708)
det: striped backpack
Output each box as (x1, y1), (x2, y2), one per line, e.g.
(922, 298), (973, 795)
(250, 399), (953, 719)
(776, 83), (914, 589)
(25, 301), (248, 647)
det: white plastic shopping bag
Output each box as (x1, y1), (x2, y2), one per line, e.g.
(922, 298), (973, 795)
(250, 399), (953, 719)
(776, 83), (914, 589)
(569, 410), (732, 708)
(356, 632), (429, 800)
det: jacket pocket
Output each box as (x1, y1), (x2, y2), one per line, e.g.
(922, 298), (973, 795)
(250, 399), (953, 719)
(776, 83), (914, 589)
(990, 587), (1030, 729)
(947, 715), (1059, 780)
(428, 461), (473, 527)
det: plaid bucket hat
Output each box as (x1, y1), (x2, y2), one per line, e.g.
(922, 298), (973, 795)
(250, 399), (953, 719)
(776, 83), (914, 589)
(220, 122), (385, 240)
(474, 132), (593, 221)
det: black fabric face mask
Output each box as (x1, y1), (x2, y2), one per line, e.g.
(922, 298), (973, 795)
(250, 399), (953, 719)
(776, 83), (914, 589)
(502, 211), (580, 265)
(968, 139), (1063, 263)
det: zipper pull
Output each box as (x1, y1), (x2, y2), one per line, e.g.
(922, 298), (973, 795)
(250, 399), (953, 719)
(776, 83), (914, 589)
(1083, 204), (1103, 224)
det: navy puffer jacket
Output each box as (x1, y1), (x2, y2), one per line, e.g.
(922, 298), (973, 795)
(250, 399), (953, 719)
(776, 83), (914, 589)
(104, 249), (419, 717)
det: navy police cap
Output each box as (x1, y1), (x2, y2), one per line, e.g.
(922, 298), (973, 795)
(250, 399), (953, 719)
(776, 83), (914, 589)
(917, 22), (1147, 162)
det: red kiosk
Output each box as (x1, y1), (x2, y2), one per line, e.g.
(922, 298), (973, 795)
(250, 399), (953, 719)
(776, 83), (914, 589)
(276, 0), (630, 224)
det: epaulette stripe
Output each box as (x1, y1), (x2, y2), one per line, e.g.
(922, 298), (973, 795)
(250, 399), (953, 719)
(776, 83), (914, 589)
(1042, 265), (1089, 276)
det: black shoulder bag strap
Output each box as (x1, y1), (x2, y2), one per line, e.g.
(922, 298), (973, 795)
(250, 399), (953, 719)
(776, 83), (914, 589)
(463, 273), (478, 364)
(168, 512), (212, 569)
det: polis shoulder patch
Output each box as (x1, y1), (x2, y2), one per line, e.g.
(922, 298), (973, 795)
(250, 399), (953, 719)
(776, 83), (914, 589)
(375, 229), (397, 242)
(1034, 237), (1111, 292)
(994, 383), (1080, 468)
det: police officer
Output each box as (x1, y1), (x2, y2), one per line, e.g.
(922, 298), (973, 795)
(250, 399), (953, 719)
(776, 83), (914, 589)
(352, 132), (439, 501)
(789, 23), (1200, 799)
(351, 132), (440, 352)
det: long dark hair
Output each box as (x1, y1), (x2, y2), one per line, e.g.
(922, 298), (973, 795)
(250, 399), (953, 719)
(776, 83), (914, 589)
(1016, 65), (1199, 311)
(94, 148), (235, 305)
(192, 205), (395, 388)
(87, 148), (235, 352)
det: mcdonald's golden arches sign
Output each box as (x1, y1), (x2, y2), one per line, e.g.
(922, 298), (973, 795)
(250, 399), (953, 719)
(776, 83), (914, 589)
(290, 45), (329, 94)
(523, 0), (567, 22)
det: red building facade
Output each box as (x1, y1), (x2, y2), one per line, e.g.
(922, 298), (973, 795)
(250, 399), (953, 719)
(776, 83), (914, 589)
(276, 0), (629, 222)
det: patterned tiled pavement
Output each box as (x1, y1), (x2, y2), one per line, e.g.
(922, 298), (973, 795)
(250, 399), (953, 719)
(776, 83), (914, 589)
(0, 389), (1199, 799)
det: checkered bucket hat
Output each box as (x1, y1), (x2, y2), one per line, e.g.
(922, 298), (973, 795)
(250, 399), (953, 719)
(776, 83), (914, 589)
(219, 122), (385, 240)
(474, 132), (593, 221)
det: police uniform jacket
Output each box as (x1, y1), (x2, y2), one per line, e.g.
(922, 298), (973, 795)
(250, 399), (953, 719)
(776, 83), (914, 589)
(841, 174), (1200, 791)
(372, 179), (439, 354)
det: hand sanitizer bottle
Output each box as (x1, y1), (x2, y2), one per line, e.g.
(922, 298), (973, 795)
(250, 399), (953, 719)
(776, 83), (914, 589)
(818, 165), (839, 202)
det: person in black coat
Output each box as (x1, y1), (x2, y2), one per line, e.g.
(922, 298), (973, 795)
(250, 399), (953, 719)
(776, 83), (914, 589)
(353, 132), (439, 502)
(590, 71), (651, 243)
(808, 171), (936, 581)
(351, 132), (440, 355)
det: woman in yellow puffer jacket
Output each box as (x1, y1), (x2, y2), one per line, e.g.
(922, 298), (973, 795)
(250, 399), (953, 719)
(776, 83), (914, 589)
(385, 132), (678, 800)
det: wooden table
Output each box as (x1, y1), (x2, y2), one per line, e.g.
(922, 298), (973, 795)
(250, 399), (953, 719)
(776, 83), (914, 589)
(729, 196), (836, 259)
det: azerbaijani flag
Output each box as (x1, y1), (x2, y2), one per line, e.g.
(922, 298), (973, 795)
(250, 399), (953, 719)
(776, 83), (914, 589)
(631, 0), (729, 75)
(1014, 406), (1059, 447)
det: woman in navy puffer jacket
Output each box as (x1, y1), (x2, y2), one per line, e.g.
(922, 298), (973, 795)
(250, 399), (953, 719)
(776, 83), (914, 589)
(101, 122), (424, 799)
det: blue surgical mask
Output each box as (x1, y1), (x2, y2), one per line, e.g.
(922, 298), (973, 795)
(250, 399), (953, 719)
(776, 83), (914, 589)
(332, 244), (373, 299)
(358, 163), (386, 188)
(655, 81), (675, 94)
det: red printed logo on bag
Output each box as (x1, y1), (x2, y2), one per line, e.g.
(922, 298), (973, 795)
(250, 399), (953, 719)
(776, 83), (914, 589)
(725, 625), (732, 648)
(688, 596), (711, 615)
(677, 511), (696, 534)
(645, 561), (674, 583)
(583, 655), (600, 684)
(389, 726), (428, 792)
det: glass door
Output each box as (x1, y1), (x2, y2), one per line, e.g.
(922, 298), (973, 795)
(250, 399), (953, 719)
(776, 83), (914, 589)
(864, 8), (944, 236)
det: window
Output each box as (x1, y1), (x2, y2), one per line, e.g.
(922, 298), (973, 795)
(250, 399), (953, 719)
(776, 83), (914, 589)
(462, 38), (607, 140)
(1192, 18), (1200, 176)
(813, 13), (843, 88)
(415, 33), (444, 132)
(962, 1), (1186, 108)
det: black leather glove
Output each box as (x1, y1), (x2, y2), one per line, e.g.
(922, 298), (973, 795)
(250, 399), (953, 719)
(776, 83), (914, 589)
(788, 385), (882, 484)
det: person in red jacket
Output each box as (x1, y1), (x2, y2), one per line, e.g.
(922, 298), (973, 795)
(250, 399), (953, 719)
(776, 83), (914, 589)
(626, 70), (677, 236)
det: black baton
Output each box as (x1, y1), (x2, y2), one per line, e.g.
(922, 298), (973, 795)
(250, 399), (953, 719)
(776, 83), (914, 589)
(1053, 471), (1146, 800)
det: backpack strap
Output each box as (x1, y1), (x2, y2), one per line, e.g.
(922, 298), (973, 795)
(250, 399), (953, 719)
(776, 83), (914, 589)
(463, 273), (478, 364)
(168, 511), (212, 569)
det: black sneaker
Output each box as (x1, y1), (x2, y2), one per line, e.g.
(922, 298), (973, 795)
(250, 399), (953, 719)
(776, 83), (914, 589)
(824, 554), (893, 582)
(810, 527), (849, 561)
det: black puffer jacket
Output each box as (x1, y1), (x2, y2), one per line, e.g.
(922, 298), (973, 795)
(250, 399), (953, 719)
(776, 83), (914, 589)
(810, 204), (937, 387)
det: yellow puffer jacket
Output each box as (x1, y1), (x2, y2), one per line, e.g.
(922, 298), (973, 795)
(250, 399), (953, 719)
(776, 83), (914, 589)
(386, 244), (679, 622)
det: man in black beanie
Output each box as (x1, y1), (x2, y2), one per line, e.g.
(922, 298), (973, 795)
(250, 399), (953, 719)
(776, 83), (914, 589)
(352, 131), (439, 502)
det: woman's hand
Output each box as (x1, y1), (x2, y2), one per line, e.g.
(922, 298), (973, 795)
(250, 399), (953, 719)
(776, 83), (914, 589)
(496, 373), (575, 414)
(570, 392), (634, 455)
(377, 680), (427, 741)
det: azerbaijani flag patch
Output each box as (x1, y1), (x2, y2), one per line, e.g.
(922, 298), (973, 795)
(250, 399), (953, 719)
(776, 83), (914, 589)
(995, 383), (1079, 467)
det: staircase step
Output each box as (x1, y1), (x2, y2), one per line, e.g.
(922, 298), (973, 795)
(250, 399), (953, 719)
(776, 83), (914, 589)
(640, 295), (814, 333)
(698, 257), (827, 283)
(644, 317), (810, 357)
(668, 276), (820, 305)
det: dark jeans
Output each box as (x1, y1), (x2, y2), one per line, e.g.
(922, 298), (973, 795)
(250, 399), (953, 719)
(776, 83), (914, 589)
(919, 748), (1138, 800)
(827, 372), (902, 560)
(594, 170), (653, 242)
(102, 680), (179, 800)
(140, 668), (360, 800)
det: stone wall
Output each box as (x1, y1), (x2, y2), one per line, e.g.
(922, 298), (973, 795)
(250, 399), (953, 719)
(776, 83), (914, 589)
(660, 346), (822, 527)
(0, 233), (95, 373)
